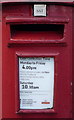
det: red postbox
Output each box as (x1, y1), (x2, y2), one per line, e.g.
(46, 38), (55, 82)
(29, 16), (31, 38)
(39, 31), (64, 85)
(1, 0), (73, 119)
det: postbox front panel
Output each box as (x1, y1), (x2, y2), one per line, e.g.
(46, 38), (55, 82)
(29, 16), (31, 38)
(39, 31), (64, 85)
(2, 3), (72, 118)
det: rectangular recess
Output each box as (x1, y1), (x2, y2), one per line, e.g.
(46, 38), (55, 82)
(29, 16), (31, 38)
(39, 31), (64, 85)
(15, 53), (58, 113)
(10, 24), (64, 42)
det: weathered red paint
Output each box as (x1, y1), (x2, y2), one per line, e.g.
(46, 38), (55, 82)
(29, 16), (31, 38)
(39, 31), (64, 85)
(0, 4), (2, 120)
(1, 1), (72, 119)
(72, 6), (74, 119)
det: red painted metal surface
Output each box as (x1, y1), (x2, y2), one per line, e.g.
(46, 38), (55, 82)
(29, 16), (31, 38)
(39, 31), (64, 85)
(0, 4), (2, 120)
(72, 6), (74, 119)
(2, 2), (72, 119)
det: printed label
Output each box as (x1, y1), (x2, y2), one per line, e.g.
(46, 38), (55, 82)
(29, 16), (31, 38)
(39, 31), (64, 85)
(34, 4), (46, 16)
(19, 57), (54, 109)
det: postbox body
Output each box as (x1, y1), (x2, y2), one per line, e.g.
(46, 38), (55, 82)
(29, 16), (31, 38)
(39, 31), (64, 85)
(1, 1), (72, 119)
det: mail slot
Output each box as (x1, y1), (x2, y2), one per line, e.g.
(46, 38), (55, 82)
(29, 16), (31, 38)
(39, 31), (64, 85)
(10, 24), (64, 41)
(1, 0), (73, 119)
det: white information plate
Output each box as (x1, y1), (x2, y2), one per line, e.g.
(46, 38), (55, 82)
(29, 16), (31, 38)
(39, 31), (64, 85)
(34, 4), (46, 16)
(19, 57), (54, 109)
